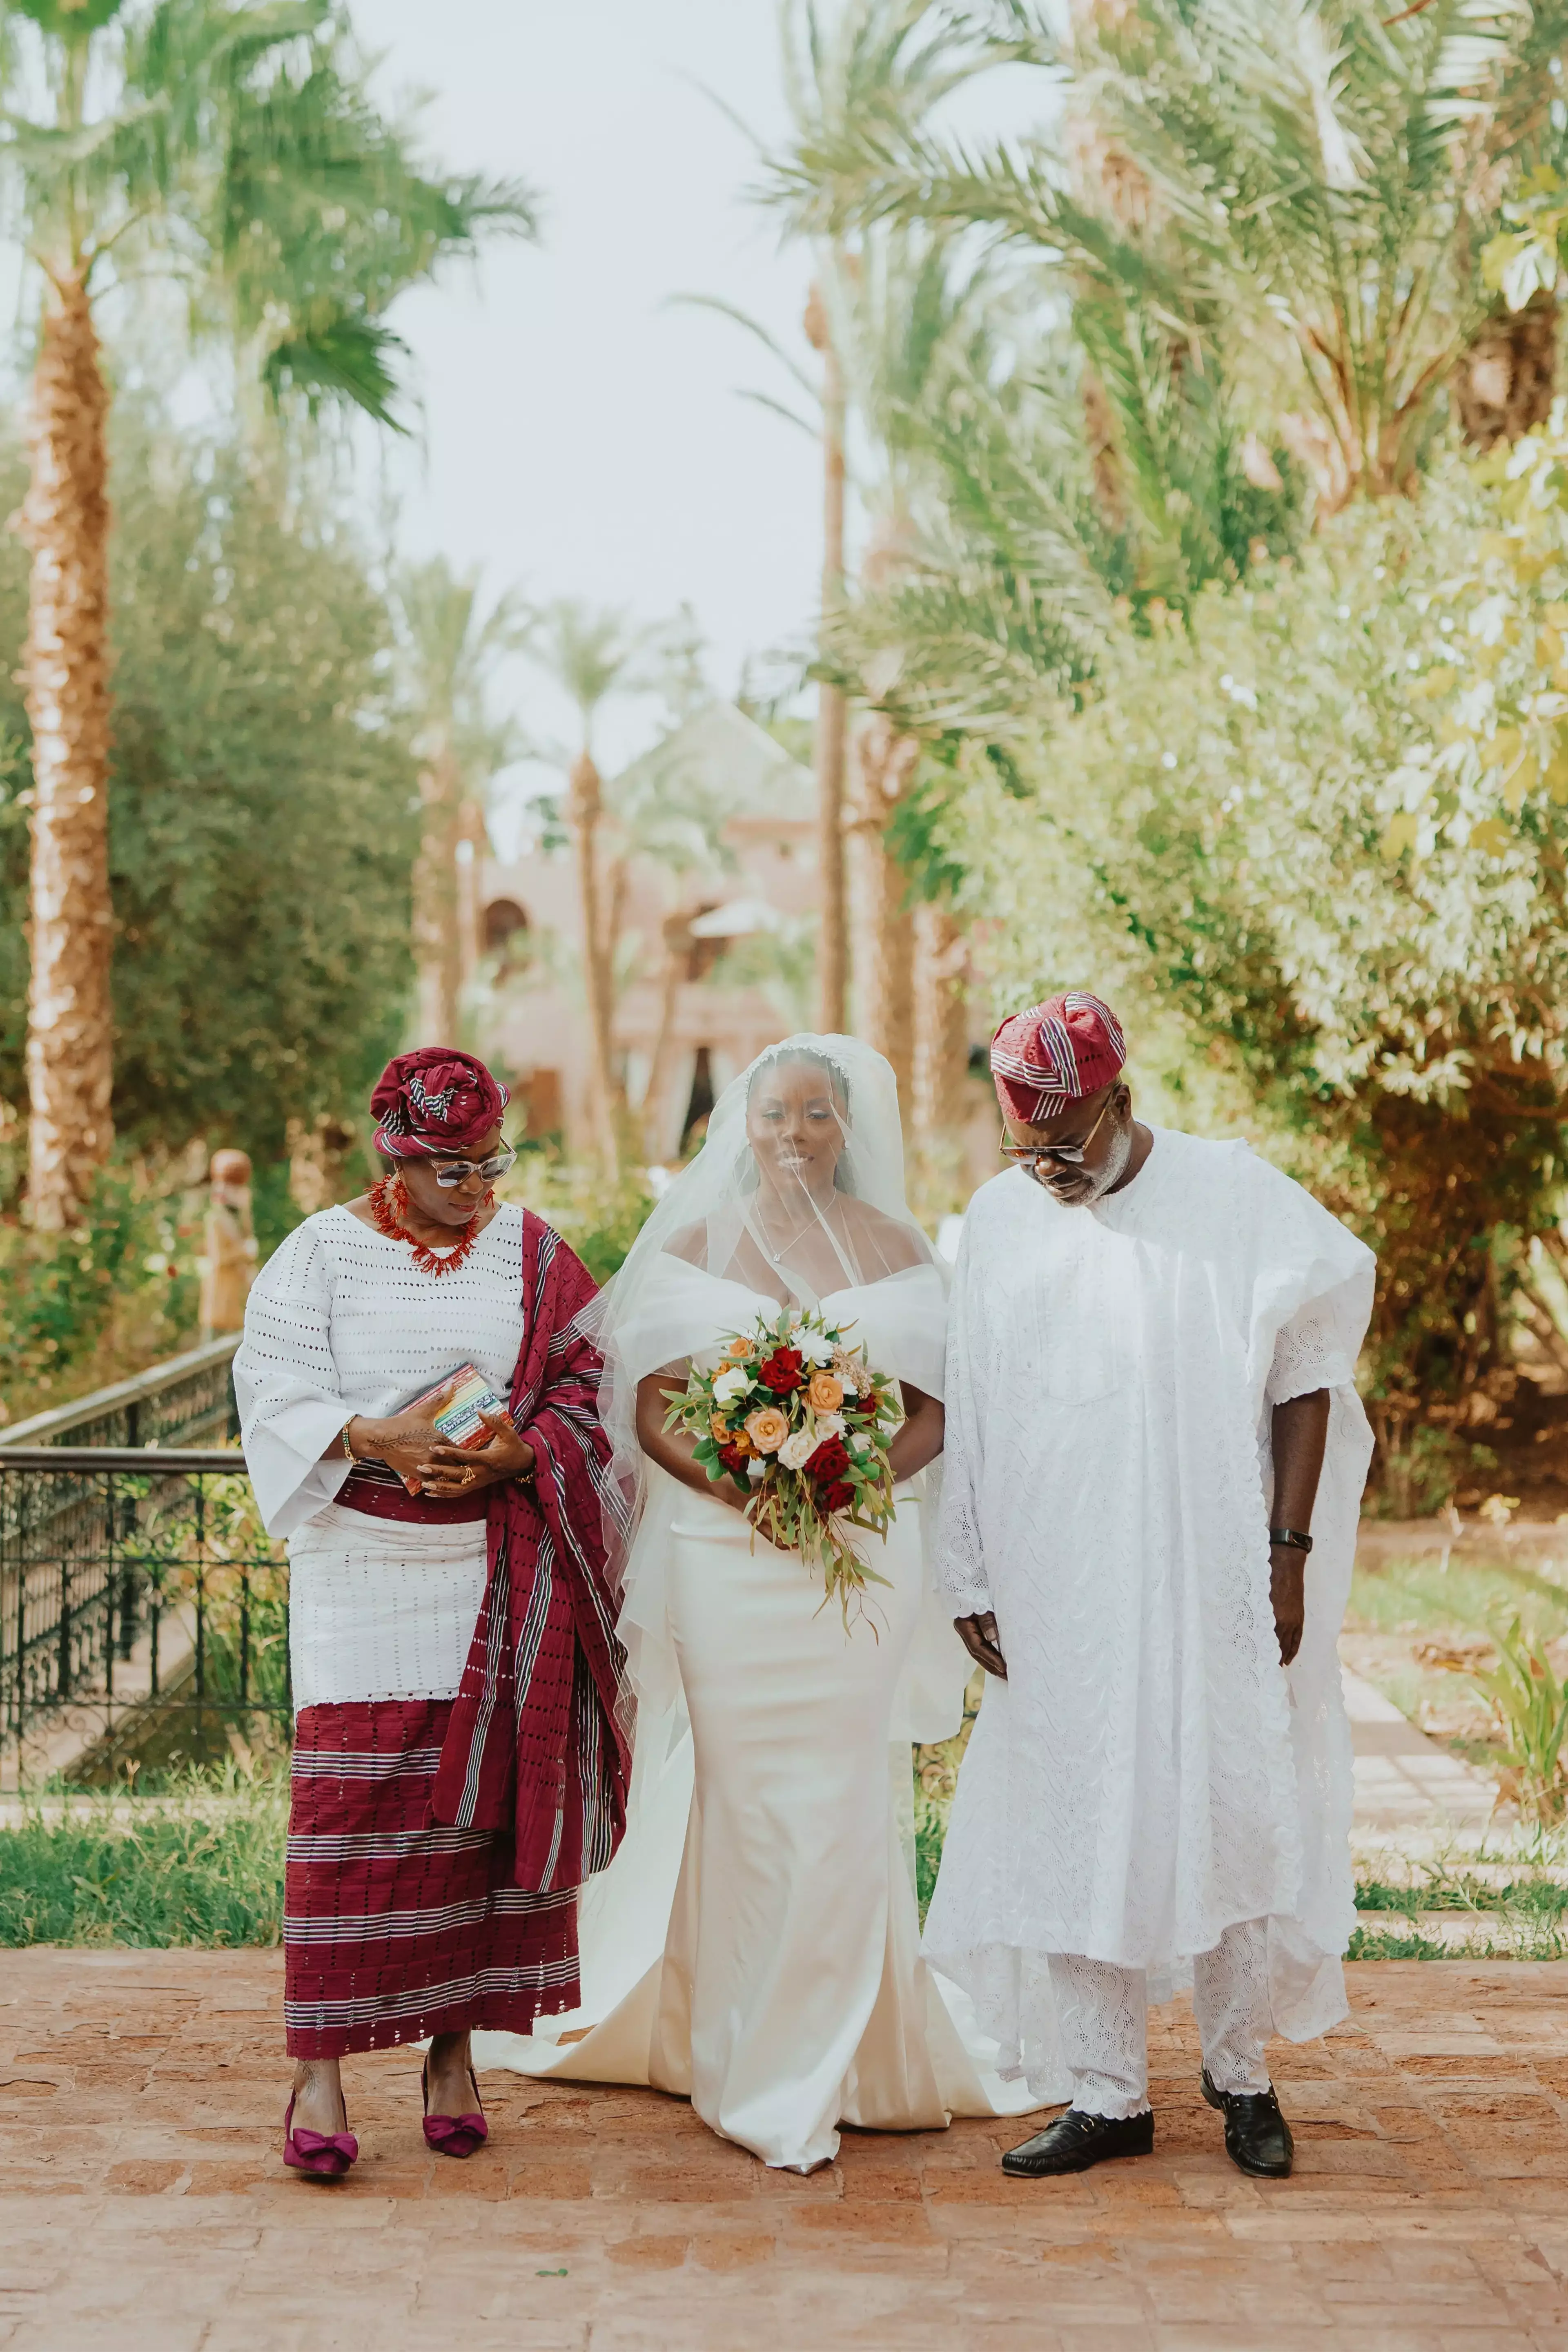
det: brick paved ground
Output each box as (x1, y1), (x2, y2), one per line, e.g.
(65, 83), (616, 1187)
(0, 1951), (1563, 2351)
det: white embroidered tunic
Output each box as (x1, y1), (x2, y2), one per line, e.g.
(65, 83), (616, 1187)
(233, 1203), (529, 1711)
(927, 1128), (1374, 2093)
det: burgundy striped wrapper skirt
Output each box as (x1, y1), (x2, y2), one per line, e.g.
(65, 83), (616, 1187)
(285, 1699), (579, 2059)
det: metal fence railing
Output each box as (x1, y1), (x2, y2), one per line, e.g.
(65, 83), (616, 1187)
(0, 1449), (287, 1787)
(0, 1331), (242, 1454)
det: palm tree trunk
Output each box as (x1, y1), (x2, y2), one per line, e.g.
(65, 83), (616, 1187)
(642, 912), (692, 1162)
(456, 799), (487, 1013)
(413, 744), (462, 1044)
(19, 276), (114, 1229)
(851, 713), (917, 1122)
(806, 279), (849, 1034)
(913, 903), (970, 1144)
(568, 747), (619, 1170)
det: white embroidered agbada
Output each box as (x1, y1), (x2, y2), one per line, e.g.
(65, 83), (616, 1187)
(928, 1127), (1375, 2100)
(481, 1036), (1038, 2167)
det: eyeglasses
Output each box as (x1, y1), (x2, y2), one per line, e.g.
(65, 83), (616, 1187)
(428, 1146), (517, 1189)
(999, 1092), (1115, 1171)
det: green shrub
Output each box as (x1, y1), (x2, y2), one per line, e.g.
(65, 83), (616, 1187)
(0, 1773), (285, 1948)
(507, 1156), (655, 1288)
(0, 1165), (202, 1425)
(940, 434), (1568, 1443)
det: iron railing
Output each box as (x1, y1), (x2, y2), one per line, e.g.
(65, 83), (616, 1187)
(0, 1447), (287, 1786)
(0, 1331), (242, 1453)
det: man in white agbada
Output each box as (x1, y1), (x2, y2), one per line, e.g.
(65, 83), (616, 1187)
(929, 989), (1375, 2180)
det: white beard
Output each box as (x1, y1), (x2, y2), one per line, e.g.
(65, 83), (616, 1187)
(1075, 1111), (1133, 1205)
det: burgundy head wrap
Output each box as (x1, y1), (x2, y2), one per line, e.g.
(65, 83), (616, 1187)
(371, 1048), (510, 1159)
(991, 991), (1127, 1128)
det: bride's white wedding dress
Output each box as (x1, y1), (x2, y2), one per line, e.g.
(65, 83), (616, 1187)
(479, 1039), (1040, 2171)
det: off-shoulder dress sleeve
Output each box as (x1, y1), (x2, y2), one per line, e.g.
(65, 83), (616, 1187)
(233, 1218), (353, 1538)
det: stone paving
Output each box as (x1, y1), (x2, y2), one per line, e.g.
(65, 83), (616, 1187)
(0, 1951), (1564, 2350)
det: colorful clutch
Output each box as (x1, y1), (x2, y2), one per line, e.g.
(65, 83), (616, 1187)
(396, 1364), (510, 1451)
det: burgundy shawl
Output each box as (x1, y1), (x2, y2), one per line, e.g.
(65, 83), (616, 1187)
(432, 1213), (632, 1890)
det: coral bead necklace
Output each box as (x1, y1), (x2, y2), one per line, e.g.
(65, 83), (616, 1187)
(368, 1173), (490, 1278)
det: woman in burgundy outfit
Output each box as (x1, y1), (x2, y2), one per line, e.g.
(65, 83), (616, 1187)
(235, 1049), (629, 2177)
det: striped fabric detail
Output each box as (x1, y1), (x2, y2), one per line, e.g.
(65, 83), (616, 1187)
(285, 1960), (578, 2038)
(285, 1886), (572, 1942)
(991, 991), (1127, 1122)
(289, 1745), (444, 1781)
(430, 1210), (632, 1898)
(284, 1697), (579, 2059)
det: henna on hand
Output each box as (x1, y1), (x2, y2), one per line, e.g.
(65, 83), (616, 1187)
(956, 1610), (1007, 1680)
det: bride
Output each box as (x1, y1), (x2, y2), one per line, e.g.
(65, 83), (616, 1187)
(480, 1035), (1039, 2170)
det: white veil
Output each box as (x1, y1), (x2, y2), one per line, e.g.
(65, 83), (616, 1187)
(481, 1036), (997, 2077)
(575, 1033), (956, 1743)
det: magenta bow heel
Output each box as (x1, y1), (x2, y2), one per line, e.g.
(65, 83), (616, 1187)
(422, 2059), (488, 2158)
(283, 2091), (359, 2179)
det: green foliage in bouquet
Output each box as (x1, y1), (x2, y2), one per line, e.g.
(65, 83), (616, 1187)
(664, 1307), (903, 1620)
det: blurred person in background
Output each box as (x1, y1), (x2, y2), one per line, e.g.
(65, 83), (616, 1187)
(199, 1149), (257, 1340)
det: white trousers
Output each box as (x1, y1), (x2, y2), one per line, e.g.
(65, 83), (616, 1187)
(1048, 1919), (1274, 2120)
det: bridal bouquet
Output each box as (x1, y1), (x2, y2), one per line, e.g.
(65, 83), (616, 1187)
(664, 1307), (902, 1617)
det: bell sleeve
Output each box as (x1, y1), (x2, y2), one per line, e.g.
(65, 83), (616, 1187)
(233, 1218), (353, 1538)
(933, 1216), (993, 1619)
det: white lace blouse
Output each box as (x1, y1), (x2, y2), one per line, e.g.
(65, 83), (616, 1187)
(234, 1202), (528, 1539)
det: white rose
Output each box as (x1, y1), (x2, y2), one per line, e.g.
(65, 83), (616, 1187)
(777, 1429), (816, 1471)
(795, 1328), (836, 1366)
(813, 1411), (845, 1439)
(711, 1365), (750, 1406)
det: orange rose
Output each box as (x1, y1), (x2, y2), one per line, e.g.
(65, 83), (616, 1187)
(710, 1412), (731, 1443)
(744, 1405), (789, 1454)
(807, 1371), (844, 1413)
(726, 1336), (757, 1361)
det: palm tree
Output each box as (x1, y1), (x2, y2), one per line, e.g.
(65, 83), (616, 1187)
(2, 0), (535, 1226)
(395, 561), (526, 1049)
(772, 0), (1568, 512)
(524, 601), (657, 1173)
(776, 1), (1014, 1036)
(802, 273), (851, 1034)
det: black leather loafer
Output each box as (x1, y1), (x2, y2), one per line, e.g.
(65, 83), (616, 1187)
(1200, 2069), (1294, 2177)
(1000, 2107), (1154, 2177)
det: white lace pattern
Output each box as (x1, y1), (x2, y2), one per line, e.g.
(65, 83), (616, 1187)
(927, 1129), (1375, 2095)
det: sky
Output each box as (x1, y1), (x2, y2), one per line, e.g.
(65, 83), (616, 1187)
(345, 0), (825, 812)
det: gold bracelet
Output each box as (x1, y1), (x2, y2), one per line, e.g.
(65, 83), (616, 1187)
(341, 1417), (360, 1467)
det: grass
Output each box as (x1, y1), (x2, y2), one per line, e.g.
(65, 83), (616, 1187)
(0, 1767), (285, 1947)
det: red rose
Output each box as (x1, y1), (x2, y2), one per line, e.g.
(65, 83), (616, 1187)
(807, 1436), (850, 1481)
(718, 1442), (749, 1475)
(758, 1349), (806, 1393)
(822, 1478), (855, 1512)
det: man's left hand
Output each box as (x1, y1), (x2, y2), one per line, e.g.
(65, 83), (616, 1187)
(1270, 1544), (1305, 1666)
(417, 1408), (535, 1498)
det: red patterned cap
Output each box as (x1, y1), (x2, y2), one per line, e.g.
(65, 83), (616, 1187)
(371, 1048), (510, 1159)
(991, 992), (1127, 1127)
